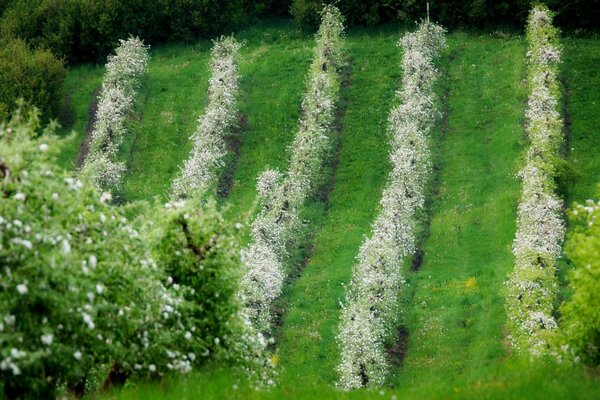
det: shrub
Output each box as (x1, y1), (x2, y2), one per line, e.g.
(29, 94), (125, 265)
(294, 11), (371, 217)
(0, 110), (180, 397)
(148, 198), (243, 367)
(289, 0), (600, 31)
(0, 38), (65, 121)
(0, 0), (246, 63)
(0, 110), (252, 397)
(560, 193), (600, 365)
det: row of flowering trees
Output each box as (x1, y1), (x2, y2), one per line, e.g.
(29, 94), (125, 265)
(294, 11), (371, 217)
(81, 37), (149, 193)
(336, 22), (446, 389)
(171, 36), (242, 200)
(239, 5), (345, 335)
(505, 4), (566, 358)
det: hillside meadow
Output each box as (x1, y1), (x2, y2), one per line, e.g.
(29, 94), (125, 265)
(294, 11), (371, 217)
(40, 17), (600, 398)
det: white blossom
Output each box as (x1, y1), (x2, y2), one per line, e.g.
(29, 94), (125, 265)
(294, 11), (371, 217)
(16, 283), (28, 295)
(82, 313), (95, 330)
(40, 334), (53, 345)
(239, 5), (345, 336)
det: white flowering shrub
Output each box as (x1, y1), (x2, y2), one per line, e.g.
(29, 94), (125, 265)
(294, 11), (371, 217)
(0, 110), (167, 397)
(239, 5), (345, 336)
(171, 36), (242, 199)
(337, 22), (446, 389)
(559, 194), (600, 365)
(81, 37), (149, 193)
(0, 110), (252, 397)
(505, 4), (565, 358)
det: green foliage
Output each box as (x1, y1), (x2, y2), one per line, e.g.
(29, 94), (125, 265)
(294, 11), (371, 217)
(0, 0), (246, 63)
(0, 110), (250, 397)
(289, 0), (600, 30)
(148, 198), (243, 362)
(0, 38), (65, 121)
(560, 192), (600, 365)
(0, 110), (165, 397)
(289, 0), (321, 30)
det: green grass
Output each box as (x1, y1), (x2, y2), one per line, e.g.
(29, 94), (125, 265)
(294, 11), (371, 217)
(563, 38), (600, 204)
(55, 21), (600, 399)
(223, 22), (313, 220)
(393, 32), (526, 387)
(57, 64), (103, 169)
(120, 43), (213, 202)
(105, 361), (599, 400)
(277, 27), (401, 385)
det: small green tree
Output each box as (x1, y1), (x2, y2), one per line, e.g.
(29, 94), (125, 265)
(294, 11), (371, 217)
(0, 38), (65, 121)
(560, 191), (600, 365)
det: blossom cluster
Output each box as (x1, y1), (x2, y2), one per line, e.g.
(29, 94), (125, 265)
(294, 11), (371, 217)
(505, 5), (565, 358)
(239, 5), (345, 335)
(82, 37), (150, 192)
(171, 36), (242, 199)
(337, 22), (446, 389)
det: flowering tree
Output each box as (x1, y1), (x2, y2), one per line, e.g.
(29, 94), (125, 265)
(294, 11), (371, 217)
(171, 36), (242, 199)
(239, 5), (345, 336)
(337, 22), (446, 389)
(0, 110), (172, 397)
(0, 109), (252, 397)
(81, 37), (149, 193)
(505, 4), (565, 358)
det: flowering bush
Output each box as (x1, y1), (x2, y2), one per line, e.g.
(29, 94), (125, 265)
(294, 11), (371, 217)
(146, 196), (277, 385)
(559, 194), (600, 365)
(0, 110), (254, 397)
(505, 4), (565, 358)
(337, 22), (446, 389)
(0, 110), (170, 397)
(240, 5), (344, 335)
(172, 36), (242, 200)
(81, 37), (149, 193)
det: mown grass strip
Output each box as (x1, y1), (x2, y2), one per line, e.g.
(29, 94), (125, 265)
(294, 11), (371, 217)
(278, 27), (401, 386)
(394, 32), (526, 386)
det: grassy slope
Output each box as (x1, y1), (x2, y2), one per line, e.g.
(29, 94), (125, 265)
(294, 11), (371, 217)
(55, 24), (600, 399)
(223, 23), (312, 220)
(121, 44), (212, 202)
(563, 38), (600, 204)
(393, 32), (526, 386)
(278, 28), (400, 385)
(57, 65), (103, 169)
